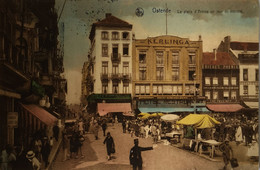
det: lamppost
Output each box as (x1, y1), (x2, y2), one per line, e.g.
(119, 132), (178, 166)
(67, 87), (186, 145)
(192, 73), (196, 114)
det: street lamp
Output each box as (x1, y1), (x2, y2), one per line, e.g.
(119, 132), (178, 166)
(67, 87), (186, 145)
(192, 73), (196, 114)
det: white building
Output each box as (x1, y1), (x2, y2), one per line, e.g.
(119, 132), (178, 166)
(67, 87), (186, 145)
(85, 13), (133, 116)
(218, 36), (259, 108)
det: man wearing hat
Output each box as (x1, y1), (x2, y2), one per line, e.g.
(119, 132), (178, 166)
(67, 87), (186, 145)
(129, 139), (153, 170)
(26, 151), (41, 170)
(219, 139), (234, 170)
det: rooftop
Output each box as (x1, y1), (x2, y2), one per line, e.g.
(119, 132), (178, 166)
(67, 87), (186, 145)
(202, 52), (237, 66)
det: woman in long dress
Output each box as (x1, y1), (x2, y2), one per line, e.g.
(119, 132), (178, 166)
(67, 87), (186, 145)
(235, 125), (243, 145)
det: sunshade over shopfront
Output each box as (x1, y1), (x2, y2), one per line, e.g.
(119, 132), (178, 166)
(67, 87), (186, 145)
(138, 107), (210, 113)
(206, 104), (244, 113)
(97, 103), (133, 116)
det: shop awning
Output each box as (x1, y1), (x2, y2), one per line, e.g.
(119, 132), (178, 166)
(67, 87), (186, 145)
(206, 104), (244, 113)
(97, 103), (132, 116)
(21, 104), (58, 126)
(244, 102), (259, 109)
(138, 107), (210, 113)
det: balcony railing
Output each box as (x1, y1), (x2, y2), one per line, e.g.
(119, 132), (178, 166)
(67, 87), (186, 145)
(100, 73), (109, 80)
(122, 73), (131, 80)
(110, 73), (121, 80)
(111, 53), (121, 62)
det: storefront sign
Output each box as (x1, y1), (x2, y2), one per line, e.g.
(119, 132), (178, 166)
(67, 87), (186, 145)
(7, 112), (18, 127)
(148, 38), (190, 45)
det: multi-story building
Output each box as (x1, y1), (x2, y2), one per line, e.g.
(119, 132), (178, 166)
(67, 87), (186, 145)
(202, 50), (243, 113)
(86, 13), (133, 116)
(0, 0), (66, 149)
(218, 36), (259, 109)
(132, 35), (207, 113)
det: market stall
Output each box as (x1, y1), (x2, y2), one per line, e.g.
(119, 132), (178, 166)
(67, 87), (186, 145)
(177, 114), (221, 158)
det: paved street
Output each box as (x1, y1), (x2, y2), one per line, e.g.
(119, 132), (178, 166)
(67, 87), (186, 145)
(52, 123), (258, 170)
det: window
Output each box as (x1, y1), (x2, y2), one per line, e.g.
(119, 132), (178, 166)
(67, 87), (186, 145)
(231, 91), (237, 99)
(189, 70), (195, 81)
(123, 44), (129, 56)
(156, 51), (164, 64)
(112, 44), (118, 58)
(213, 91), (218, 100)
(188, 52), (196, 64)
(123, 62), (129, 75)
(256, 85), (259, 95)
(243, 85), (248, 95)
(185, 85), (194, 95)
(112, 82), (119, 93)
(102, 83), (108, 93)
(102, 62), (108, 74)
(177, 86), (182, 94)
(101, 31), (109, 40)
(112, 32), (119, 40)
(139, 51), (146, 64)
(231, 77), (236, 86)
(102, 44), (108, 57)
(223, 91), (229, 99)
(213, 77), (218, 85)
(156, 67), (164, 80)
(122, 32), (129, 40)
(139, 67), (146, 80)
(243, 69), (248, 81)
(223, 77), (229, 86)
(205, 91), (211, 100)
(172, 67), (179, 80)
(112, 63), (119, 74)
(205, 77), (210, 85)
(153, 85), (163, 95)
(123, 82), (129, 93)
(172, 51), (179, 64)
(256, 69), (259, 81)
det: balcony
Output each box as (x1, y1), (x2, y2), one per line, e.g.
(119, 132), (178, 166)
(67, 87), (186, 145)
(110, 73), (121, 80)
(100, 73), (109, 80)
(111, 53), (121, 63)
(122, 73), (131, 80)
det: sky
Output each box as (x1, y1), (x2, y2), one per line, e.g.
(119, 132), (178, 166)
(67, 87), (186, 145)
(55, 0), (259, 104)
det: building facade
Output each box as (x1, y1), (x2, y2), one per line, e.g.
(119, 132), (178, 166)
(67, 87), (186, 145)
(202, 51), (241, 112)
(86, 13), (133, 115)
(218, 36), (259, 108)
(0, 0), (66, 149)
(132, 35), (205, 113)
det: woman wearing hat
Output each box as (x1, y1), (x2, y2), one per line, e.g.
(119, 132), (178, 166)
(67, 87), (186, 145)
(26, 151), (41, 170)
(103, 132), (115, 160)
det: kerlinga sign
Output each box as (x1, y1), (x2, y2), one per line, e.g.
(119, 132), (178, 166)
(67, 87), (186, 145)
(147, 37), (190, 45)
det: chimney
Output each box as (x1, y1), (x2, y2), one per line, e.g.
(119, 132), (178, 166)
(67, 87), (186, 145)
(224, 36), (231, 52)
(213, 49), (217, 60)
(199, 35), (202, 41)
(106, 13), (112, 18)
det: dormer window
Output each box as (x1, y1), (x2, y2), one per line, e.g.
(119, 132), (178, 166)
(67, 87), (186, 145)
(101, 31), (109, 40)
(112, 32), (119, 40)
(122, 32), (129, 40)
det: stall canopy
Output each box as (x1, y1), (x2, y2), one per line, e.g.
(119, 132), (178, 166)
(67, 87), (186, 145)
(206, 104), (244, 113)
(139, 107), (210, 113)
(177, 114), (221, 129)
(97, 103), (132, 116)
(21, 104), (58, 126)
(161, 114), (180, 122)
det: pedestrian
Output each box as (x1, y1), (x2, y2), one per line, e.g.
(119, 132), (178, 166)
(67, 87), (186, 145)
(144, 125), (150, 138)
(219, 139), (234, 170)
(129, 139), (153, 170)
(49, 136), (54, 149)
(93, 121), (99, 140)
(235, 125), (243, 145)
(103, 132), (115, 160)
(53, 123), (60, 141)
(122, 119), (126, 133)
(101, 120), (107, 137)
(41, 136), (51, 168)
(78, 119), (84, 135)
(62, 133), (70, 161)
(13, 146), (32, 170)
(26, 151), (41, 170)
(1, 144), (16, 170)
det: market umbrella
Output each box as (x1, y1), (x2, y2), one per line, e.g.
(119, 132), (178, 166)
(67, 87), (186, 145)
(138, 112), (149, 116)
(150, 112), (165, 117)
(140, 114), (151, 119)
(176, 114), (220, 129)
(161, 114), (180, 122)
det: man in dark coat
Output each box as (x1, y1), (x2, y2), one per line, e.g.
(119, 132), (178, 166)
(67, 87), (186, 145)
(103, 132), (115, 160)
(102, 121), (107, 136)
(129, 139), (153, 170)
(41, 137), (51, 168)
(219, 139), (234, 170)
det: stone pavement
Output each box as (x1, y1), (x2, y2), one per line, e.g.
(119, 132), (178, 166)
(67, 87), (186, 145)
(51, 123), (259, 170)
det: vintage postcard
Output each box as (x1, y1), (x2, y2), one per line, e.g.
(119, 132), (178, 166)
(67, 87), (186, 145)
(0, 0), (258, 170)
